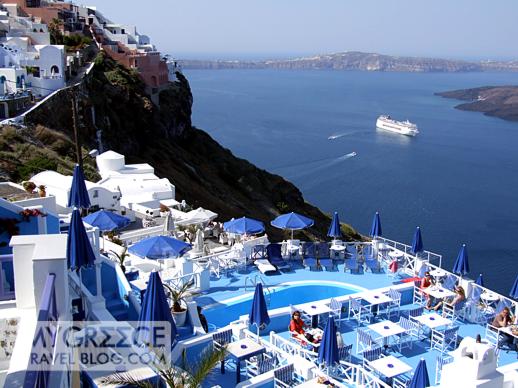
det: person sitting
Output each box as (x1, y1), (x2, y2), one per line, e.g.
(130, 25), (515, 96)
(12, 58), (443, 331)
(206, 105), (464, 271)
(492, 307), (515, 349)
(421, 272), (436, 308)
(427, 285), (465, 311)
(289, 311), (319, 346)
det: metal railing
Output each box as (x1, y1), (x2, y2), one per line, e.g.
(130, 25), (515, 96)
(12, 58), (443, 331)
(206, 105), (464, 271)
(376, 236), (442, 268)
(244, 274), (272, 305)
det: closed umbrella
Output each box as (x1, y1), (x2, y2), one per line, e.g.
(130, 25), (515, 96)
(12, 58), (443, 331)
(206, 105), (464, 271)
(223, 217), (265, 235)
(271, 212), (314, 240)
(510, 275), (518, 299)
(128, 236), (191, 259)
(67, 209), (96, 271)
(452, 244), (470, 277)
(370, 212), (382, 238)
(327, 212), (342, 239)
(83, 210), (130, 232)
(475, 274), (484, 287)
(194, 228), (204, 253)
(248, 283), (270, 341)
(411, 227), (423, 255)
(408, 358), (430, 388)
(138, 271), (177, 347)
(67, 164), (91, 209)
(318, 316), (339, 368)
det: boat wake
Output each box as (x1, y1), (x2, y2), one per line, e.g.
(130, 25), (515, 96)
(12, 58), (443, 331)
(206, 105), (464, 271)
(274, 152), (357, 179)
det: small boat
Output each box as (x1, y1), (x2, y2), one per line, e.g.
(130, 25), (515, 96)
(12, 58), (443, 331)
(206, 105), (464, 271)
(328, 134), (340, 140)
(376, 115), (419, 136)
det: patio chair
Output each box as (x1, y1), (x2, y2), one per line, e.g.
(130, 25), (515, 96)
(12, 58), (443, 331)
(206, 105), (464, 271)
(392, 374), (412, 388)
(338, 344), (353, 363)
(361, 346), (383, 373)
(397, 316), (420, 351)
(365, 257), (382, 273)
(316, 242), (336, 271)
(494, 298), (512, 315)
(430, 326), (459, 353)
(435, 354), (453, 385)
(442, 299), (467, 322)
(329, 298), (345, 323)
(251, 244), (266, 261)
(273, 364), (303, 388)
(384, 289), (402, 318)
(442, 274), (457, 291)
(266, 243), (290, 271)
(245, 353), (276, 378)
(356, 328), (380, 354)
(461, 286), (484, 323)
(212, 328), (234, 373)
(301, 242), (318, 271)
(484, 323), (500, 348)
(406, 306), (424, 319)
(413, 280), (427, 306)
(349, 298), (372, 326)
(346, 258), (361, 274)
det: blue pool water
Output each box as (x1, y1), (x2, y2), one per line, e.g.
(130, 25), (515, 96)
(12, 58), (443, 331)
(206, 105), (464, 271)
(203, 282), (359, 328)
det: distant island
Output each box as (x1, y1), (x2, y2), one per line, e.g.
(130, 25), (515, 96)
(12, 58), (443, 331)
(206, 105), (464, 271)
(179, 51), (518, 73)
(436, 86), (518, 122)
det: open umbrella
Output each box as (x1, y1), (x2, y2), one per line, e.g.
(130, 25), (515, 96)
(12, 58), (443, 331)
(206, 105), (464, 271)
(318, 316), (339, 368)
(327, 212), (342, 239)
(408, 358), (430, 388)
(411, 227), (423, 255)
(248, 283), (270, 341)
(176, 207), (217, 226)
(271, 212), (314, 240)
(83, 210), (130, 232)
(475, 274), (484, 287)
(370, 212), (382, 238)
(67, 164), (91, 209)
(223, 217), (265, 235)
(452, 244), (470, 276)
(510, 275), (518, 299)
(138, 271), (177, 347)
(67, 209), (96, 271)
(128, 236), (191, 259)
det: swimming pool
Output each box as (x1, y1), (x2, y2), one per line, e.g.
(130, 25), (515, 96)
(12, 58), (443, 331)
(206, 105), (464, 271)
(202, 281), (363, 328)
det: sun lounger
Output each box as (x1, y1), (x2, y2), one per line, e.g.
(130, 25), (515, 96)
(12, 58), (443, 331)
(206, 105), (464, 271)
(267, 243), (290, 270)
(254, 259), (277, 274)
(301, 242), (318, 270)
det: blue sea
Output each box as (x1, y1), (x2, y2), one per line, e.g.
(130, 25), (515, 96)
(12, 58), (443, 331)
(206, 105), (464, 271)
(185, 69), (518, 294)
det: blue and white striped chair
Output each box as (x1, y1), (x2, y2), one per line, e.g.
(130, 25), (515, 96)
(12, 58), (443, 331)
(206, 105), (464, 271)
(329, 298), (345, 323)
(349, 298), (372, 325)
(442, 299), (467, 322)
(413, 280), (427, 306)
(442, 274), (457, 291)
(273, 364), (302, 388)
(430, 326), (459, 353)
(212, 328), (234, 373)
(435, 354), (453, 385)
(356, 328), (380, 354)
(407, 306), (424, 319)
(246, 353), (276, 378)
(362, 346), (383, 373)
(384, 289), (402, 318)
(397, 316), (420, 350)
(338, 344), (353, 363)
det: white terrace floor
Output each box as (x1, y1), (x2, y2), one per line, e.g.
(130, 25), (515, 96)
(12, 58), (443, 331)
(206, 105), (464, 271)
(196, 262), (518, 388)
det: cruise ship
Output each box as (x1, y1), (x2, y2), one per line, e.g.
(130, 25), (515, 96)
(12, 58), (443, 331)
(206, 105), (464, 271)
(376, 115), (419, 136)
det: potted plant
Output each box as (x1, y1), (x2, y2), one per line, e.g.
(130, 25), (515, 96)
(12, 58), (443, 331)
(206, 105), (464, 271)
(22, 181), (36, 194)
(109, 246), (128, 273)
(163, 282), (194, 327)
(38, 185), (46, 197)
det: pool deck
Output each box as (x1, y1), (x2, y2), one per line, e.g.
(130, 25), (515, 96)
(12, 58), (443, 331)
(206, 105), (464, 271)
(196, 261), (518, 387)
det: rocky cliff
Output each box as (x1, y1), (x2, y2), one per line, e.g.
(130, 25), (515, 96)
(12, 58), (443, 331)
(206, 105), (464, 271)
(179, 51), (518, 73)
(436, 86), (518, 122)
(2, 52), (359, 241)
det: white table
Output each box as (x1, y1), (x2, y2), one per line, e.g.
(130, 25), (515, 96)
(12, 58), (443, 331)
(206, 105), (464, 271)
(361, 292), (393, 306)
(227, 338), (265, 384)
(412, 313), (452, 329)
(481, 292), (500, 303)
(422, 286), (456, 300)
(297, 302), (332, 328)
(429, 268), (447, 279)
(499, 325), (518, 340)
(388, 250), (404, 259)
(368, 320), (405, 348)
(368, 355), (412, 378)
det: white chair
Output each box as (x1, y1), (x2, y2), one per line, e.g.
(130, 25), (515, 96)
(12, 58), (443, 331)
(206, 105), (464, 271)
(430, 326), (459, 353)
(356, 328), (380, 354)
(384, 289), (402, 318)
(273, 364), (303, 388)
(435, 354), (453, 385)
(413, 281), (426, 306)
(484, 324), (499, 347)
(442, 300), (466, 322)
(245, 353), (276, 378)
(397, 316), (420, 351)
(329, 298), (345, 323)
(361, 346), (383, 373)
(349, 298), (372, 325)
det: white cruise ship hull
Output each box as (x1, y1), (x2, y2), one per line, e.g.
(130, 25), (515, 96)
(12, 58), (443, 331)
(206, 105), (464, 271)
(376, 117), (419, 136)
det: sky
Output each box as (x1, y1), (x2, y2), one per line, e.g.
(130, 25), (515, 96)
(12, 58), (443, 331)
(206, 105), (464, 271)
(83, 0), (518, 60)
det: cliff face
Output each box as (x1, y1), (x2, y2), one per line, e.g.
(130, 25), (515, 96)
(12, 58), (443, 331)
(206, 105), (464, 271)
(436, 86), (518, 122)
(13, 52), (360, 241)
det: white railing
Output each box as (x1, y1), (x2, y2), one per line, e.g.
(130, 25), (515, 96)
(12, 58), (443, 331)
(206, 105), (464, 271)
(376, 236), (442, 268)
(269, 332), (318, 363)
(119, 225), (165, 245)
(163, 271), (202, 292)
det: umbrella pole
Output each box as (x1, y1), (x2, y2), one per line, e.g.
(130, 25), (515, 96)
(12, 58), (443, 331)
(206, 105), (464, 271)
(256, 323), (260, 343)
(291, 229), (294, 241)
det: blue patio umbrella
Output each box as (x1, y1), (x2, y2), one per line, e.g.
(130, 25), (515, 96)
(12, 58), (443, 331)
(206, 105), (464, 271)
(67, 164), (91, 209)
(510, 275), (518, 299)
(370, 212), (382, 238)
(138, 271), (177, 347)
(411, 227), (424, 255)
(327, 212), (342, 239)
(67, 209), (96, 271)
(248, 283), (270, 339)
(271, 212), (314, 239)
(128, 236), (191, 259)
(223, 216), (265, 235)
(452, 244), (470, 276)
(83, 210), (130, 232)
(408, 358), (430, 388)
(318, 316), (339, 367)
(475, 273), (484, 287)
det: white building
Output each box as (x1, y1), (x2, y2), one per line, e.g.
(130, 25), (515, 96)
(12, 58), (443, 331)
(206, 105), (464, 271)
(30, 170), (121, 214)
(96, 150), (176, 218)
